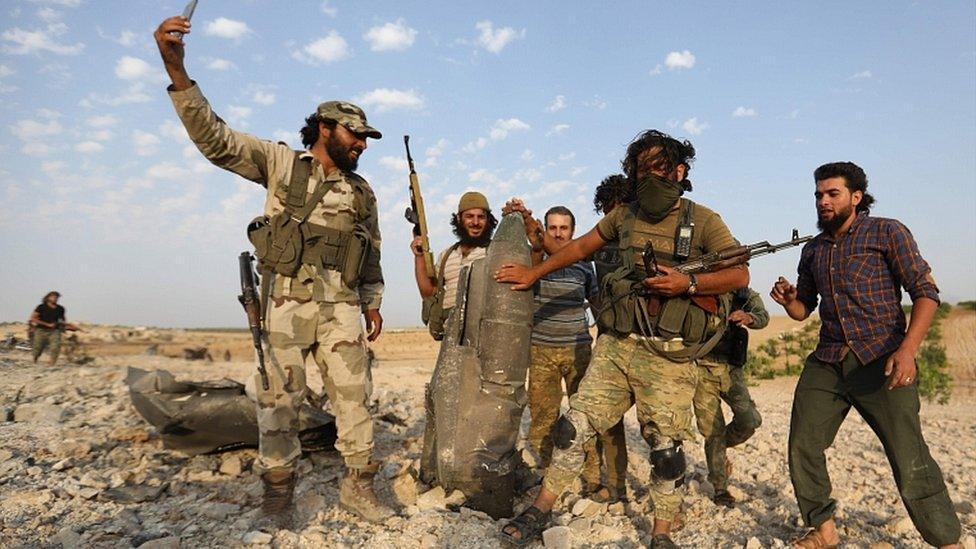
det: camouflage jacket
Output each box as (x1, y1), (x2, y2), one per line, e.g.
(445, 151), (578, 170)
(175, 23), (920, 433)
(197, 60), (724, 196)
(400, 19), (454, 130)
(168, 83), (383, 310)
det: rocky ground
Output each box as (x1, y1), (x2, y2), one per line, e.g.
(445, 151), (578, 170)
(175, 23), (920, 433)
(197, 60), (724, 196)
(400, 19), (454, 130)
(1, 326), (974, 548)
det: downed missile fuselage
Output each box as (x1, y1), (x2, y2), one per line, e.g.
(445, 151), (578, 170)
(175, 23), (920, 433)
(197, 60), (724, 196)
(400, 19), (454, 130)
(421, 213), (533, 518)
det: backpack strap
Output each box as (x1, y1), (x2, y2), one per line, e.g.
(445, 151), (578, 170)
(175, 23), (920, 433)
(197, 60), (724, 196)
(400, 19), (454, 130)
(283, 153), (312, 213)
(436, 242), (462, 286)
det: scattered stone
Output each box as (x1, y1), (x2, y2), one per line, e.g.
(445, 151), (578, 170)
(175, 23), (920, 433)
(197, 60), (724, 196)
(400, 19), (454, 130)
(608, 501), (625, 515)
(242, 531), (273, 545)
(542, 525), (571, 549)
(869, 542), (894, 549)
(745, 536), (763, 549)
(420, 533), (438, 548)
(13, 403), (65, 423)
(109, 425), (151, 443)
(960, 535), (975, 549)
(138, 536), (181, 549)
(954, 500), (974, 515)
(392, 471), (419, 506)
(219, 455), (243, 476)
(53, 526), (82, 549)
(568, 517), (592, 535)
(570, 498), (603, 518)
(52, 458), (72, 471)
(200, 502), (240, 520)
(100, 481), (170, 503)
(886, 516), (913, 534)
(416, 486), (454, 511)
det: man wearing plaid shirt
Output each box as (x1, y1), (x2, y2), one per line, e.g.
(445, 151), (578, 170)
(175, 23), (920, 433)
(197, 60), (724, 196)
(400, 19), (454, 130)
(771, 162), (961, 549)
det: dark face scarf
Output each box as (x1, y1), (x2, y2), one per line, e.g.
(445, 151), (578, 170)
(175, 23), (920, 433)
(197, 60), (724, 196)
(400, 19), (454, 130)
(635, 174), (684, 221)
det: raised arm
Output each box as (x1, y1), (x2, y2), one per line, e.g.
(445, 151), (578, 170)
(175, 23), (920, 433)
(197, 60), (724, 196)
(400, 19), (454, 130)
(154, 16), (285, 187)
(495, 227), (606, 290)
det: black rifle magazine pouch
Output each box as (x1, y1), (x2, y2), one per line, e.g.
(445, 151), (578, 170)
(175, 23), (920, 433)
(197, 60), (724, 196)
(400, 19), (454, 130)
(341, 225), (371, 290)
(247, 215), (303, 277)
(729, 324), (749, 367)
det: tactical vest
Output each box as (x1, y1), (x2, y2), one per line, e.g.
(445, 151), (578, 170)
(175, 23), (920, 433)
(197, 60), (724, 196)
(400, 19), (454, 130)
(596, 200), (730, 362)
(247, 153), (373, 291)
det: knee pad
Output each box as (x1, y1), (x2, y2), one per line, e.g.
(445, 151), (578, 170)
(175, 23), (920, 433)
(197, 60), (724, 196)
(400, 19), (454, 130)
(552, 408), (593, 450)
(649, 440), (686, 482)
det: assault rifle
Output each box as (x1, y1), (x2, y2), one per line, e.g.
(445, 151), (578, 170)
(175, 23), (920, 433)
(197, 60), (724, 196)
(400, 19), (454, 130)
(403, 135), (436, 276)
(237, 252), (269, 390)
(643, 229), (812, 276)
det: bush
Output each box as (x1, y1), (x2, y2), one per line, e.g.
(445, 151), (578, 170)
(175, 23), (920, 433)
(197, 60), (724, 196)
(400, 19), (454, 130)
(743, 354), (776, 380)
(957, 300), (976, 311)
(916, 342), (953, 405)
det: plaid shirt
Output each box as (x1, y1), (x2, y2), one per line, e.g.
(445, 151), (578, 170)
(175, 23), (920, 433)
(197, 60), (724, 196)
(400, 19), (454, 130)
(796, 212), (940, 364)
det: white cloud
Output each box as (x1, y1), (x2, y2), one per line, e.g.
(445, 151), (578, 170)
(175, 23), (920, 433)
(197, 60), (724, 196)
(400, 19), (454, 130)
(570, 166), (587, 177)
(0, 64), (15, 93)
(133, 130), (161, 156)
(681, 117), (709, 135)
(146, 162), (191, 180)
(353, 88), (424, 113)
(850, 70), (873, 80)
(320, 1), (338, 17)
(583, 98), (608, 110)
(115, 56), (160, 81)
(547, 123), (570, 136)
(21, 142), (52, 156)
(520, 149), (534, 161)
(468, 168), (513, 193)
(514, 167), (542, 183)
(159, 119), (190, 143)
(82, 82), (152, 106)
(546, 95), (567, 113)
(378, 156), (408, 172)
(226, 105), (252, 123)
(293, 31), (350, 65)
(1, 24), (84, 55)
(205, 57), (235, 71)
(88, 129), (113, 141)
(41, 160), (65, 173)
(665, 50), (696, 70)
(203, 18), (250, 40)
(37, 8), (61, 22)
(272, 130), (298, 147)
(86, 114), (118, 128)
(26, 0), (81, 6)
(114, 30), (136, 47)
(364, 19), (417, 52)
(475, 21), (525, 54)
(732, 106), (758, 118)
(424, 138), (449, 167)
(558, 152), (576, 161)
(252, 90), (276, 105)
(9, 116), (63, 141)
(649, 64), (663, 76)
(0, 65), (13, 78)
(489, 118), (530, 141)
(75, 141), (103, 154)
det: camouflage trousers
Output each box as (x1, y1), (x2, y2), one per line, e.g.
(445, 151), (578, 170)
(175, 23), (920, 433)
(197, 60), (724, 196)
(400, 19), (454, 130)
(247, 297), (373, 473)
(543, 334), (697, 521)
(693, 358), (763, 491)
(527, 343), (628, 494)
(32, 327), (61, 363)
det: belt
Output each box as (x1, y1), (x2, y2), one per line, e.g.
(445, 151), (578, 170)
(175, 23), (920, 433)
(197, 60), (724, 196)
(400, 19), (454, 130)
(627, 333), (685, 352)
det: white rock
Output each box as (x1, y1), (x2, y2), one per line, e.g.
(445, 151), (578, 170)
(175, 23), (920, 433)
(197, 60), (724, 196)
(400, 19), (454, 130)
(571, 498), (597, 517)
(54, 526), (82, 549)
(868, 542), (894, 549)
(420, 534), (438, 548)
(961, 534), (976, 549)
(242, 531), (273, 545)
(745, 536), (763, 549)
(219, 455), (242, 476)
(392, 472), (418, 506)
(138, 537), (180, 549)
(542, 525), (571, 549)
(13, 403), (66, 423)
(416, 486), (447, 511)
(887, 516), (913, 534)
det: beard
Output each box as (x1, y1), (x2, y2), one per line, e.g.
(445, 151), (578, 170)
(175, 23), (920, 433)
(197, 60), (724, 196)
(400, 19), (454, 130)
(326, 133), (360, 172)
(459, 224), (492, 248)
(816, 203), (855, 233)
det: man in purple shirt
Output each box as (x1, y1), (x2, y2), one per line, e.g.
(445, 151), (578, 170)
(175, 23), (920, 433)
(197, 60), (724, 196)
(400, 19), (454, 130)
(771, 162), (960, 549)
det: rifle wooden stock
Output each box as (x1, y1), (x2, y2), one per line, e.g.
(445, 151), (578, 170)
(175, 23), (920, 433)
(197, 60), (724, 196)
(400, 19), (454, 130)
(238, 252), (269, 390)
(404, 136), (436, 276)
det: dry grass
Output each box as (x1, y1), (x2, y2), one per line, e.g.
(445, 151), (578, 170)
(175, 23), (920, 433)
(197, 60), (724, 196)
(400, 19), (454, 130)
(943, 309), (976, 385)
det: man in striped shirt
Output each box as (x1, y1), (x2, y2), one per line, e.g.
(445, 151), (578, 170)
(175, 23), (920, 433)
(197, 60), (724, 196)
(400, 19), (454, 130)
(772, 162), (961, 549)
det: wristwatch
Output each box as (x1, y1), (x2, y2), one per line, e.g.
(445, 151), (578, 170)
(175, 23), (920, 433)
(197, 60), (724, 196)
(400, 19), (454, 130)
(686, 274), (699, 295)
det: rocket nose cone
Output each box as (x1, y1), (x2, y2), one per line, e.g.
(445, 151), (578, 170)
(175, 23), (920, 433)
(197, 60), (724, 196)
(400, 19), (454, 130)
(493, 212), (527, 241)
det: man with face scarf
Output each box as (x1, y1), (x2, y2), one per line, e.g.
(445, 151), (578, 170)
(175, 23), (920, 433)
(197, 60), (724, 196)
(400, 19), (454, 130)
(496, 130), (748, 548)
(155, 16), (390, 526)
(411, 192), (497, 338)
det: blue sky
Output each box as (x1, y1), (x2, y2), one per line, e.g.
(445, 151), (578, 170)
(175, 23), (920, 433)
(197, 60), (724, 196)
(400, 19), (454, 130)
(1, 0), (974, 328)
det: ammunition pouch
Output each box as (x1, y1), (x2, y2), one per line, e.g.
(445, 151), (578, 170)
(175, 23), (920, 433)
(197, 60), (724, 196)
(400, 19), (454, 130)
(301, 224), (371, 289)
(727, 324), (749, 368)
(247, 214), (302, 277)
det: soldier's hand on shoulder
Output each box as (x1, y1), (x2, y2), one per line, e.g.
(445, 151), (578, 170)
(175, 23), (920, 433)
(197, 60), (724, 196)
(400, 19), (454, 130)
(770, 276), (797, 305)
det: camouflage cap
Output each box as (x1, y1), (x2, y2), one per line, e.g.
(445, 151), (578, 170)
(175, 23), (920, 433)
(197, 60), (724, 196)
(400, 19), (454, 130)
(458, 191), (489, 213)
(316, 101), (382, 139)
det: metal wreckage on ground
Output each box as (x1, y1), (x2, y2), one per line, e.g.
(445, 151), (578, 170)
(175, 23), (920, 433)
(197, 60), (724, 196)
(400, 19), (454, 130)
(421, 213), (534, 519)
(126, 367), (337, 456)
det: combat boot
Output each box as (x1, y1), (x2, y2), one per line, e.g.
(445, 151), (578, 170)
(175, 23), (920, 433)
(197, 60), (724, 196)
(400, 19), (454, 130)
(339, 463), (395, 523)
(260, 467), (295, 527)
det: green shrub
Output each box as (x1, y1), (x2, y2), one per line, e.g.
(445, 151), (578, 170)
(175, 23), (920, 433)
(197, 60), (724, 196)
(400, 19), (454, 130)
(916, 342), (953, 405)
(957, 300), (976, 311)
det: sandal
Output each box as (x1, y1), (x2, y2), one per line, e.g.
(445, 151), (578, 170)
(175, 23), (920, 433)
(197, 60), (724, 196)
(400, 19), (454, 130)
(790, 529), (839, 549)
(498, 506), (550, 547)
